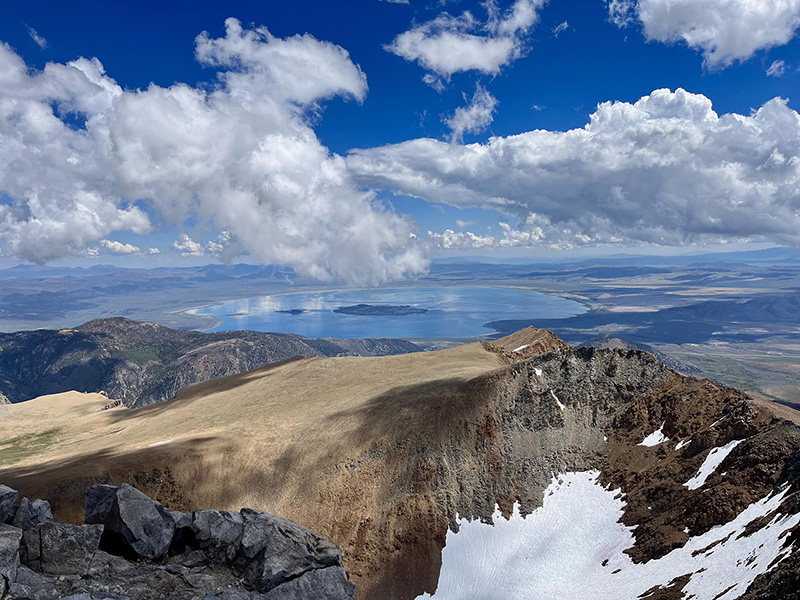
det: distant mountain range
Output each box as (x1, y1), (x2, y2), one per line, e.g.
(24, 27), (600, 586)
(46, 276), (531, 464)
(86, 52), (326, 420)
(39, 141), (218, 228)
(0, 318), (419, 407)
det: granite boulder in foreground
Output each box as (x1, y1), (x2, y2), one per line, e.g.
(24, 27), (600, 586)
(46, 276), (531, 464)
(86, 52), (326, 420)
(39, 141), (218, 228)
(0, 482), (354, 600)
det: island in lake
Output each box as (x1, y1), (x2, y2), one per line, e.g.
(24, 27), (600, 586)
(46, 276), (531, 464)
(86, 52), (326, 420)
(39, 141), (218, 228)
(333, 303), (428, 316)
(275, 308), (306, 315)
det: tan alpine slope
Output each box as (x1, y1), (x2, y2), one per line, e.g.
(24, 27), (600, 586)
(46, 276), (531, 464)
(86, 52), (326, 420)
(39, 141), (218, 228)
(0, 341), (509, 599)
(1, 327), (800, 600)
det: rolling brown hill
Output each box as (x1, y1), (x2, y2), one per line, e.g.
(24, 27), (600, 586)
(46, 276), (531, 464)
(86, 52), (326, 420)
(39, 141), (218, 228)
(1, 327), (799, 600)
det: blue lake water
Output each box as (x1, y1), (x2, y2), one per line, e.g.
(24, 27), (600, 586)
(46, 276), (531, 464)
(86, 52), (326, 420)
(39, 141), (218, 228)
(191, 286), (586, 339)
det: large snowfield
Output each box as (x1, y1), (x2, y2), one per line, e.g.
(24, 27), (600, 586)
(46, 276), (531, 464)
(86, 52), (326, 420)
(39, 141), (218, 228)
(418, 471), (799, 600)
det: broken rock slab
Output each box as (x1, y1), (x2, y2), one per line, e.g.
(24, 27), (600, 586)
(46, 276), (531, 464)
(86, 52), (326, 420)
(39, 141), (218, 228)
(0, 524), (22, 597)
(85, 484), (174, 560)
(11, 499), (53, 531)
(36, 522), (104, 576)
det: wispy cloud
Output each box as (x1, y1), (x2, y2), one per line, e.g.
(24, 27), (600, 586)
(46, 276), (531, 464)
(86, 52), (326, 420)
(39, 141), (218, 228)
(553, 20), (569, 37)
(26, 25), (47, 49)
(766, 59), (786, 77)
(444, 84), (498, 142)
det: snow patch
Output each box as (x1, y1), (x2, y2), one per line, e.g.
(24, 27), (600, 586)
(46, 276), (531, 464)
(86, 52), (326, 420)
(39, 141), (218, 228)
(534, 368), (543, 377)
(675, 439), (691, 451)
(513, 344), (529, 353)
(417, 471), (799, 600)
(148, 439), (174, 448)
(639, 422), (669, 447)
(684, 440), (743, 490)
(550, 390), (565, 411)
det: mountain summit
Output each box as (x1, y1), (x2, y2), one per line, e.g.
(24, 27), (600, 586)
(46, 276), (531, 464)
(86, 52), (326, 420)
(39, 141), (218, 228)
(0, 328), (798, 599)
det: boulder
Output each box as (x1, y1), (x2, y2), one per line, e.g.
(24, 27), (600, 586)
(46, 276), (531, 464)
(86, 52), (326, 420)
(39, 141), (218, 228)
(0, 485), (18, 524)
(191, 510), (244, 560)
(239, 510), (342, 593)
(85, 484), (174, 560)
(36, 522), (103, 576)
(168, 511), (195, 556)
(0, 524), (23, 596)
(262, 566), (356, 600)
(7, 566), (59, 600)
(12, 499), (53, 531)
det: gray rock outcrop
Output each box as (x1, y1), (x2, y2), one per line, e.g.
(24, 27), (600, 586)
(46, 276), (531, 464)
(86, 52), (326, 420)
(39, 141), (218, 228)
(0, 483), (355, 600)
(0, 488), (17, 526)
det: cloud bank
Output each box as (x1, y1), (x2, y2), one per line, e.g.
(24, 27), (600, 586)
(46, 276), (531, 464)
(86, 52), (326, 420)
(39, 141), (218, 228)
(609, 0), (800, 67)
(0, 19), (425, 284)
(350, 88), (800, 249)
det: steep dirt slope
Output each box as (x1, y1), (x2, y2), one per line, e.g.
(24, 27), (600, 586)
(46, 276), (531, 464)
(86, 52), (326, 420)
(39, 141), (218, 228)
(1, 332), (799, 600)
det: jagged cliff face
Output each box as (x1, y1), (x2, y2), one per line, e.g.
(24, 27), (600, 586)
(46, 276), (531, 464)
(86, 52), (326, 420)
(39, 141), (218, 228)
(0, 328), (798, 600)
(0, 318), (419, 408)
(579, 334), (702, 376)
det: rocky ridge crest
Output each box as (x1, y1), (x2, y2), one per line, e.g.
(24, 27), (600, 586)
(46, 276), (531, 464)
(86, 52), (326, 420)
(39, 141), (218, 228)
(0, 483), (354, 600)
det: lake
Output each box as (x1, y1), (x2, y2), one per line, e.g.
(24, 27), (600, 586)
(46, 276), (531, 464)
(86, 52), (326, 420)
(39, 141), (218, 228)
(191, 286), (586, 339)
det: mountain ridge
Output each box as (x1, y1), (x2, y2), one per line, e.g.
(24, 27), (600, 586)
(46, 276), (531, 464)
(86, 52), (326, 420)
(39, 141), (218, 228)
(0, 317), (420, 408)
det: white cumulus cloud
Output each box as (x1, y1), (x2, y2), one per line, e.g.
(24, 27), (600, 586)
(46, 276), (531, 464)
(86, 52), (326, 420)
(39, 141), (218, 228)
(445, 85), (498, 142)
(172, 234), (205, 256)
(608, 0), (800, 68)
(0, 19), (426, 284)
(349, 88), (800, 249)
(386, 0), (547, 88)
(100, 239), (141, 254)
(427, 229), (496, 250)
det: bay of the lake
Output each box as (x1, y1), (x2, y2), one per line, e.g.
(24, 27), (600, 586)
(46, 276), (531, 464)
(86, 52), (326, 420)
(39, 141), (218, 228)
(191, 286), (586, 339)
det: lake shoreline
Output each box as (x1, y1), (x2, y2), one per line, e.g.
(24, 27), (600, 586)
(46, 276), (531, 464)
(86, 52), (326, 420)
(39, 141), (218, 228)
(187, 285), (589, 339)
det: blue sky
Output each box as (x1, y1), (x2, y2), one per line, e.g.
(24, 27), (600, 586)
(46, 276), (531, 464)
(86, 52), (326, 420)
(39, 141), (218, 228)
(0, 0), (799, 278)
